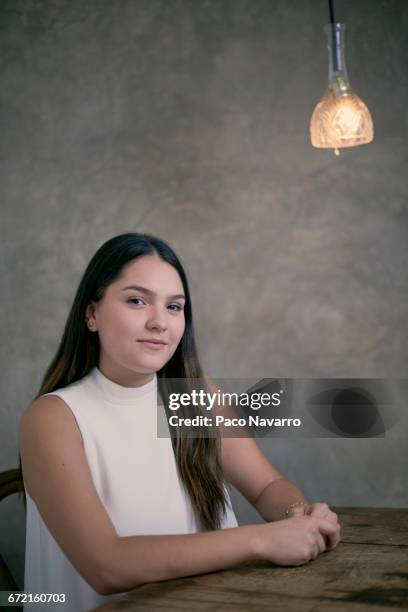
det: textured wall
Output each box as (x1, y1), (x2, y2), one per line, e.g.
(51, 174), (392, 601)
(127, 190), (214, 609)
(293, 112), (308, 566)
(1, 0), (407, 589)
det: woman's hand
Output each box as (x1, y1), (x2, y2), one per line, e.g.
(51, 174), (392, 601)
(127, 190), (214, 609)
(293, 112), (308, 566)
(286, 502), (341, 550)
(252, 515), (340, 566)
(307, 502), (340, 549)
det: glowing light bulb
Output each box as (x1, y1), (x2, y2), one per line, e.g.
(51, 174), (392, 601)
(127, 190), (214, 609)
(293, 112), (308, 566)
(310, 23), (374, 152)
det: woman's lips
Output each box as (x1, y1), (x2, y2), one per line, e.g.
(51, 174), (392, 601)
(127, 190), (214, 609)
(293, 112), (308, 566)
(139, 340), (167, 350)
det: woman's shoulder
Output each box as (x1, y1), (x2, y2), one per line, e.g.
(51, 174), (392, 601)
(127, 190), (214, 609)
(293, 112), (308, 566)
(19, 394), (88, 509)
(29, 372), (93, 411)
(22, 392), (70, 415)
(19, 374), (92, 440)
(20, 371), (97, 441)
(20, 393), (80, 438)
(19, 393), (85, 481)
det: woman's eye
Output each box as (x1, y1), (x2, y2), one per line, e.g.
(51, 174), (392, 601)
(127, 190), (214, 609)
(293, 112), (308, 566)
(168, 304), (183, 312)
(128, 298), (145, 306)
(127, 299), (183, 312)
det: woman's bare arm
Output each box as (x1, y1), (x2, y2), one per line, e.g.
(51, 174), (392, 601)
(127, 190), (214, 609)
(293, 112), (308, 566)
(204, 375), (309, 521)
(19, 396), (339, 596)
(19, 396), (257, 595)
(104, 523), (257, 594)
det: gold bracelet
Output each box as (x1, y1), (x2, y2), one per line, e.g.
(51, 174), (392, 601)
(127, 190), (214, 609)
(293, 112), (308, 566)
(284, 501), (309, 518)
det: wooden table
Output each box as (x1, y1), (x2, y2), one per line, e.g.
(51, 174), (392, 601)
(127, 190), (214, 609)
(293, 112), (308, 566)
(93, 507), (408, 611)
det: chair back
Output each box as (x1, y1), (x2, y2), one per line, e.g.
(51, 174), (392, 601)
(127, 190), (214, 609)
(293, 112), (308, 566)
(0, 468), (24, 593)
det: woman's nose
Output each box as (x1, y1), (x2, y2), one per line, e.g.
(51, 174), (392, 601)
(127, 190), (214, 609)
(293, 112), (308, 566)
(146, 308), (167, 331)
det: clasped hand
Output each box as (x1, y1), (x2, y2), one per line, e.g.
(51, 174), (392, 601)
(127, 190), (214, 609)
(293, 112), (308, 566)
(287, 502), (341, 550)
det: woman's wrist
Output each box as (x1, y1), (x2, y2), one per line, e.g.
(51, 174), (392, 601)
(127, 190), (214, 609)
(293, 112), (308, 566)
(254, 478), (310, 523)
(284, 501), (309, 519)
(248, 523), (271, 561)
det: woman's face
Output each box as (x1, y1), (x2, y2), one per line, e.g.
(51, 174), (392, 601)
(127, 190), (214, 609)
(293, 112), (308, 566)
(86, 255), (186, 386)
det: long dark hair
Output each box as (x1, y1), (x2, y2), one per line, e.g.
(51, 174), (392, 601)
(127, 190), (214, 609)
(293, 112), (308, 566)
(19, 233), (230, 531)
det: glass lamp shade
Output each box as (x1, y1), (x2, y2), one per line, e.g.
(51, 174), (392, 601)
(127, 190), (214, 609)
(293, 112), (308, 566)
(310, 23), (374, 154)
(310, 87), (374, 151)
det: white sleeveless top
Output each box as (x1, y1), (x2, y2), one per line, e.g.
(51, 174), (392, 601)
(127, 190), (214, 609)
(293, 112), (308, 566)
(24, 367), (238, 611)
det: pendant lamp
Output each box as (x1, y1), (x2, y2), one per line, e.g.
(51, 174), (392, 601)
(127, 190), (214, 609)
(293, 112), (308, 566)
(310, 0), (374, 155)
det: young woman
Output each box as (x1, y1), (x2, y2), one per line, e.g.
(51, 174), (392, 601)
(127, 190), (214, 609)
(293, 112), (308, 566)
(19, 233), (340, 611)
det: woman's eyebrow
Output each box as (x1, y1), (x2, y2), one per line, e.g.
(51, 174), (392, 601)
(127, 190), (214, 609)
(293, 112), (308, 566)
(120, 285), (186, 300)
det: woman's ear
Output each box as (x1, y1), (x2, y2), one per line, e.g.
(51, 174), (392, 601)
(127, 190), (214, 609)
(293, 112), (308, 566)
(85, 303), (98, 331)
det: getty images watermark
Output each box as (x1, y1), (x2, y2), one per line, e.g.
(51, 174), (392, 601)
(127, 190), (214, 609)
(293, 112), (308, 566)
(155, 378), (403, 439)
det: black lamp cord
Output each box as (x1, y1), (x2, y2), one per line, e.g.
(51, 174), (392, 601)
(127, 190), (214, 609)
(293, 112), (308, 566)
(328, 0), (339, 73)
(329, 0), (336, 24)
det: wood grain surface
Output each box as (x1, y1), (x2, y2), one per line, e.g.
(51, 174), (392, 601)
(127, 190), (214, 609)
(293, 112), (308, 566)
(93, 507), (408, 611)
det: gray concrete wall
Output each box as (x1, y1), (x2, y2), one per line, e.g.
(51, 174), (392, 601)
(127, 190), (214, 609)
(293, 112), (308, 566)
(1, 0), (407, 590)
